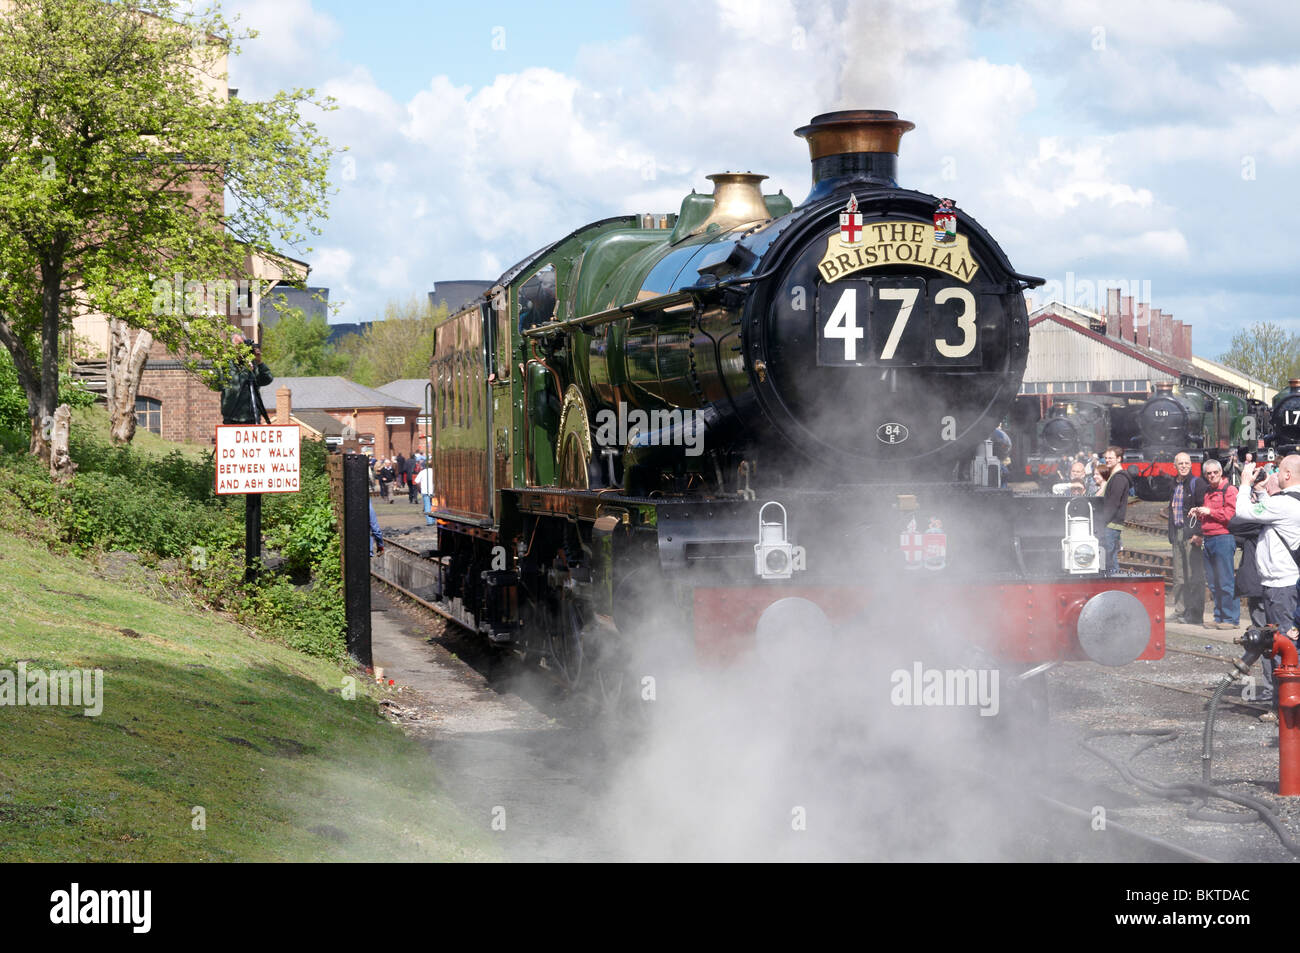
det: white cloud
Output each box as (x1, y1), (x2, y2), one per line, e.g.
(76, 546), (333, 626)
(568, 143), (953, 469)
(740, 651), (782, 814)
(1023, 0), (1245, 47)
(225, 0), (1296, 342)
(226, 0), (342, 100)
(1229, 62), (1300, 115)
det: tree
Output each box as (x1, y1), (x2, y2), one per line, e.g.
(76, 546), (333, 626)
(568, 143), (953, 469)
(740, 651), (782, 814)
(337, 297), (447, 387)
(1219, 322), (1300, 389)
(0, 0), (334, 467)
(261, 305), (348, 377)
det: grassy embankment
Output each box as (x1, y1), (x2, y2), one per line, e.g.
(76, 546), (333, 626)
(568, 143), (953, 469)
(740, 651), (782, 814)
(0, 409), (489, 860)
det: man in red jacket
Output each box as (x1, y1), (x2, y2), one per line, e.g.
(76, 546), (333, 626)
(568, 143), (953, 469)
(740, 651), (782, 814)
(1189, 459), (1239, 629)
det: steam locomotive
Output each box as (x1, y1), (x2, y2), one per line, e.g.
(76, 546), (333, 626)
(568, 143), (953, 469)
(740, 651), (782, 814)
(416, 111), (1164, 695)
(1123, 382), (1267, 499)
(1268, 379), (1300, 457)
(1021, 398), (1111, 482)
(1020, 383), (1269, 498)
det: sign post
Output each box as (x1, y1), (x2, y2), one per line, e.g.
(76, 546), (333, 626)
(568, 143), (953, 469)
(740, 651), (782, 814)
(325, 453), (373, 667)
(215, 424), (302, 583)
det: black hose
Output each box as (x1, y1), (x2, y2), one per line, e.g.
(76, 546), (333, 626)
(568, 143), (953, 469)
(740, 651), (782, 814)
(1201, 677), (1233, 784)
(1082, 728), (1300, 856)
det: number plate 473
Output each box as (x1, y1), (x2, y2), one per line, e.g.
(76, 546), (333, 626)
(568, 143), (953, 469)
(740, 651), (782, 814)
(816, 278), (980, 367)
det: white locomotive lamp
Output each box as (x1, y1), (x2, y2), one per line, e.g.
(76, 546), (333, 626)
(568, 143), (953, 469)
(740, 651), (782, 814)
(1062, 498), (1101, 574)
(755, 501), (806, 580)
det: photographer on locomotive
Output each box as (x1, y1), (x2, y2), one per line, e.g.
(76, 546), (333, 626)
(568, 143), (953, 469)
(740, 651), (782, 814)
(1096, 446), (1133, 575)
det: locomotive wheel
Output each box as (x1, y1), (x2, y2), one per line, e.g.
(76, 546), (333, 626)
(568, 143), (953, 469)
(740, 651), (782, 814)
(558, 436), (590, 490)
(556, 385), (594, 489)
(549, 586), (586, 690)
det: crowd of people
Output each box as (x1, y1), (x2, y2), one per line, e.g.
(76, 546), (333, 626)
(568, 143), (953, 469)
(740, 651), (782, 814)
(366, 450), (437, 526)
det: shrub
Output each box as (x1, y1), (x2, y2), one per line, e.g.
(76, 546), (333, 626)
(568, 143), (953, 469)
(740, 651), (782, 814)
(0, 426), (346, 661)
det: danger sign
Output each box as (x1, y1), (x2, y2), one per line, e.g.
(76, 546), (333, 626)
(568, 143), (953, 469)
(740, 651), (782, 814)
(215, 425), (301, 495)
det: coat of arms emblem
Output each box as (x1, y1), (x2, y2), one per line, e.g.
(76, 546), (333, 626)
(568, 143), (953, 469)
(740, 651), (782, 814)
(923, 517), (947, 570)
(934, 198), (957, 245)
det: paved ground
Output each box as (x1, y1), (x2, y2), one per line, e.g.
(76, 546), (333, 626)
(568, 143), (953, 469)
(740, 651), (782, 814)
(370, 494), (434, 532)
(1047, 623), (1300, 864)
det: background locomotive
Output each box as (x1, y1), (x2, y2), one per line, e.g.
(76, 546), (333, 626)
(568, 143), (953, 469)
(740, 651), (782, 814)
(408, 110), (1163, 694)
(1020, 397), (1110, 482)
(1017, 383), (1269, 498)
(1123, 382), (1265, 499)
(1268, 379), (1300, 457)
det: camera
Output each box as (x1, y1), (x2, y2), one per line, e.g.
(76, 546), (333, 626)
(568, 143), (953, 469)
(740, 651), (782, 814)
(1253, 467), (1270, 485)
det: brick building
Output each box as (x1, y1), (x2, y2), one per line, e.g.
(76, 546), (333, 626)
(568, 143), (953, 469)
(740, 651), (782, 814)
(374, 379), (433, 454)
(258, 377), (421, 461)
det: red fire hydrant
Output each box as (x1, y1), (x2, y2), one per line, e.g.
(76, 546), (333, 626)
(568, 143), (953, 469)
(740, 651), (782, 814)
(1236, 626), (1300, 795)
(1271, 632), (1300, 796)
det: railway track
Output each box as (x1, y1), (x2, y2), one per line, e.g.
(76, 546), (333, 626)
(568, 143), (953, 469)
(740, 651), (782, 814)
(1117, 548), (1172, 580)
(1123, 517), (1168, 537)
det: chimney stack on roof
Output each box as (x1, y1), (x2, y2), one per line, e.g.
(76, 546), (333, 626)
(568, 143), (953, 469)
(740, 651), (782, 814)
(276, 386), (292, 426)
(1098, 292), (1191, 359)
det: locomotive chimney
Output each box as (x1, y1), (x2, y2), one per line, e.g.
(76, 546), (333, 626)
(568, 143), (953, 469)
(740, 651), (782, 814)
(794, 109), (915, 204)
(1155, 381), (1174, 393)
(1289, 379), (1300, 392)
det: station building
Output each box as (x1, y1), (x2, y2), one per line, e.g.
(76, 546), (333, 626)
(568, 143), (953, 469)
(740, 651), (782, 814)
(1021, 295), (1274, 415)
(259, 377), (422, 461)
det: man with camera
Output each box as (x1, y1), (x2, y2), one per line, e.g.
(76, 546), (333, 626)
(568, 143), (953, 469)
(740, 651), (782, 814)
(218, 332), (274, 425)
(1235, 455), (1300, 706)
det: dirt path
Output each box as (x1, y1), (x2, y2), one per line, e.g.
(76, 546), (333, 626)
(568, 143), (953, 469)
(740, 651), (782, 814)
(367, 586), (619, 861)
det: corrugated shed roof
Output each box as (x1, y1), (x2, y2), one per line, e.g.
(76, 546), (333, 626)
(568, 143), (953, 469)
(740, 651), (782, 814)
(260, 376), (420, 411)
(1029, 311), (1240, 391)
(375, 379), (432, 409)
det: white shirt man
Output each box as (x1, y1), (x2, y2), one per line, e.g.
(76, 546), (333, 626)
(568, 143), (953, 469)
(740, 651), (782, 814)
(1236, 455), (1300, 628)
(416, 466), (436, 526)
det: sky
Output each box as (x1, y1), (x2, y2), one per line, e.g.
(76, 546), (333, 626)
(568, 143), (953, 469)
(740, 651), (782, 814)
(226, 0), (1299, 360)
